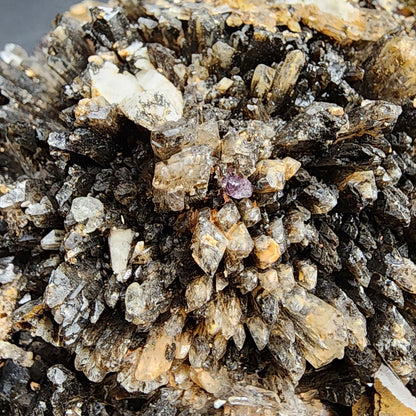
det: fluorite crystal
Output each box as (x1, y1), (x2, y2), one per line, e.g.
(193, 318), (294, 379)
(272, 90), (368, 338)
(2, 0), (416, 415)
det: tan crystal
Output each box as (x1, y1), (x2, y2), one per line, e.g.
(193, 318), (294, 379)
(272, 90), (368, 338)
(296, 260), (317, 291)
(283, 0), (398, 44)
(253, 235), (281, 269)
(185, 275), (213, 312)
(153, 145), (214, 211)
(251, 64), (276, 99)
(270, 50), (305, 105)
(191, 216), (228, 276)
(258, 269), (282, 300)
(226, 222), (254, 261)
(365, 36), (416, 104)
(385, 252), (416, 294)
(282, 285), (348, 368)
(0, 283), (18, 341)
(254, 159), (286, 193)
(374, 364), (416, 416)
(283, 157), (301, 181)
(190, 368), (224, 395)
(339, 171), (378, 207)
(246, 315), (269, 350)
(0, 341), (33, 367)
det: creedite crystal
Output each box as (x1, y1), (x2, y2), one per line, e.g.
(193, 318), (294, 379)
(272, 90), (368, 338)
(1, 0), (416, 415)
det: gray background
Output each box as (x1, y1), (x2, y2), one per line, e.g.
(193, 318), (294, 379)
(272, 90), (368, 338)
(0, 0), (78, 52)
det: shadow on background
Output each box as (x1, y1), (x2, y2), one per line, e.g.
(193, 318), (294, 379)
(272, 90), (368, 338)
(0, 0), (78, 52)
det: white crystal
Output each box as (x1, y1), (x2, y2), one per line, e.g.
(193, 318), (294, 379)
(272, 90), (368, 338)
(90, 62), (183, 130)
(0, 256), (19, 284)
(40, 230), (65, 250)
(70, 196), (104, 233)
(0, 181), (26, 209)
(108, 228), (135, 281)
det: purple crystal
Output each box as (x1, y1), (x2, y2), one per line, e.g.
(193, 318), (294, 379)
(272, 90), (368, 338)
(224, 174), (254, 199)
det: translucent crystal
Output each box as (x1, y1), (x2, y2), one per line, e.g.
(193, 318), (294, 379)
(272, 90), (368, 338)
(337, 100), (402, 140)
(150, 118), (197, 160)
(340, 241), (372, 287)
(191, 215), (228, 276)
(0, 181), (27, 209)
(256, 289), (280, 324)
(236, 267), (258, 294)
(0, 256), (20, 284)
(276, 102), (348, 152)
(44, 262), (103, 345)
(221, 130), (259, 177)
(253, 159), (287, 193)
(189, 335), (210, 367)
(365, 36), (416, 104)
(118, 312), (185, 392)
(212, 40), (235, 68)
(284, 207), (311, 245)
(40, 230), (65, 251)
(226, 222), (254, 262)
(74, 96), (119, 135)
(251, 64), (276, 99)
(253, 235), (281, 269)
(125, 278), (171, 328)
(25, 196), (56, 228)
(185, 274), (213, 312)
(303, 181), (338, 214)
(317, 280), (367, 351)
(276, 263), (296, 294)
(0, 341), (33, 368)
(217, 202), (241, 232)
(269, 330), (305, 383)
(266, 217), (289, 257)
(246, 315), (269, 351)
(69, 196), (104, 233)
(258, 269), (281, 296)
(237, 198), (262, 228)
(282, 285), (348, 368)
(338, 171), (378, 211)
(283, 157), (302, 181)
(74, 316), (135, 382)
(153, 145), (214, 211)
(370, 305), (416, 383)
(296, 260), (317, 291)
(270, 50), (305, 108)
(384, 251), (416, 294)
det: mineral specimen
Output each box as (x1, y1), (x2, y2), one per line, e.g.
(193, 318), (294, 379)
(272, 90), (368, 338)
(1, 0), (416, 414)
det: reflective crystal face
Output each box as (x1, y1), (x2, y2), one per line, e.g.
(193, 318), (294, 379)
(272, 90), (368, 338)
(1, 0), (416, 415)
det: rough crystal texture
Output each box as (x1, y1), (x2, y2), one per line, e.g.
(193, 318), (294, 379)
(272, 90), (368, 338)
(44, 262), (103, 345)
(1, 0), (416, 414)
(108, 228), (135, 281)
(365, 36), (416, 104)
(90, 61), (183, 129)
(223, 174), (254, 199)
(282, 285), (349, 368)
(374, 364), (416, 416)
(191, 215), (228, 276)
(153, 145), (214, 211)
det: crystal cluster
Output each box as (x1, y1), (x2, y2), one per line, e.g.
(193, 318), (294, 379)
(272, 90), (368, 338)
(1, 0), (416, 415)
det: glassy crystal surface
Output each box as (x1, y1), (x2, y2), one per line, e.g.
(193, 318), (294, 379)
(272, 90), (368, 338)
(1, 0), (416, 414)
